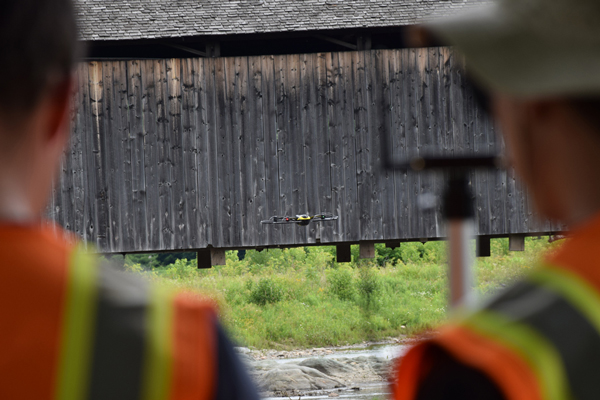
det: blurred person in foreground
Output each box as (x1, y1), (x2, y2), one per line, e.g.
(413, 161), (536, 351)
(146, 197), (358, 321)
(0, 1), (259, 399)
(393, 0), (600, 399)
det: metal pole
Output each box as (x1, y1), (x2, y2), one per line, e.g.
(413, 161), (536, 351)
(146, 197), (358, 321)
(381, 149), (499, 310)
(442, 174), (476, 310)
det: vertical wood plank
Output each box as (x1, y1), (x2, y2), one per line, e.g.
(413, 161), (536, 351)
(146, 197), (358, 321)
(375, 50), (396, 240)
(215, 57), (233, 248)
(47, 178), (58, 235)
(473, 73), (492, 238)
(156, 59), (174, 250)
(441, 48), (455, 158)
(405, 49), (420, 239)
(490, 133), (507, 236)
(301, 54), (319, 243)
(274, 54), (294, 244)
(328, 52), (345, 243)
(249, 55), (267, 247)
(428, 47), (445, 238)
(70, 65), (85, 239)
(353, 51), (372, 241)
(58, 139), (71, 233)
(103, 61), (121, 251)
(235, 56), (250, 246)
(340, 51), (359, 242)
(128, 59), (149, 251)
(204, 57), (220, 247)
(90, 62), (109, 251)
(167, 59), (187, 250)
(391, 50), (409, 240)
(416, 49), (436, 239)
(506, 168), (519, 234)
(181, 58), (200, 248)
(79, 63), (95, 248)
(58, 72), (79, 236)
(439, 48), (455, 238)
(117, 61), (135, 252)
(288, 54), (308, 243)
(194, 57), (210, 248)
(315, 53), (333, 242)
(228, 56), (243, 247)
(518, 178), (530, 233)
(261, 55), (281, 246)
(365, 50), (384, 240)
(225, 57), (241, 248)
(141, 60), (161, 250)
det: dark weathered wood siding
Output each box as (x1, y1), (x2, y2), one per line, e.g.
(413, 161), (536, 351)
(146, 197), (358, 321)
(51, 48), (560, 253)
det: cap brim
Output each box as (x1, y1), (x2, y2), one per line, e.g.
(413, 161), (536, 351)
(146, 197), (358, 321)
(427, 3), (600, 97)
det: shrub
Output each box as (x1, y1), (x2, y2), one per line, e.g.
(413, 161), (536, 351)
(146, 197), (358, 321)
(328, 267), (356, 301)
(357, 265), (381, 311)
(246, 249), (272, 268)
(400, 242), (423, 264)
(161, 258), (197, 281)
(249, 277), (284, 306)
(422, 241), (446, 264)
(375, 243), (402, 266)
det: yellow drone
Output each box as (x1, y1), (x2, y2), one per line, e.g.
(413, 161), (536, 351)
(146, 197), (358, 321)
(261, 213), (338, 226)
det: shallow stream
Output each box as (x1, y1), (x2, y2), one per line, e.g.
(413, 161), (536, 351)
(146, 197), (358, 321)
(281, 343), (407, 362)
(263, 382), (389, 400)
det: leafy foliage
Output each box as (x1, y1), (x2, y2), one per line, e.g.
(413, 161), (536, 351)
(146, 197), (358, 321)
(327, 267), (356, 301)
(249, 277), (285, 306)
(126, 252), (197, 269)
(123, 237), (560, 349)
(357, 265), (381, 311)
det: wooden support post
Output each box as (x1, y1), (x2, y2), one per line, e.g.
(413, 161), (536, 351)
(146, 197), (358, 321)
(509, 235), (526, 252)
(359, 242), (375, 259)
(197, 249), (212, 269)
(336, 244), (352, 263)
(211, 248), (226, 266)
(385, 241), (401, 250)
(477, 236), (491, 258)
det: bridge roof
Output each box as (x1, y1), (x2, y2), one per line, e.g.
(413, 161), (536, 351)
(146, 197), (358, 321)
(76, 0), (487, 42)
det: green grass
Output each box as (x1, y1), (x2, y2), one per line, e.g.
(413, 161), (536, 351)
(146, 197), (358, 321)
(125, 237), (560, 350)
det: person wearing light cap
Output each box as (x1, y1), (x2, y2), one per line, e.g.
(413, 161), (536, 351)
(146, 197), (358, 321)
(394, 0), (600, 399)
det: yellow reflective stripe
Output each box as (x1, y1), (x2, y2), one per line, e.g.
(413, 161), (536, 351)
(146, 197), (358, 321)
(465, 310), (572, 400)
(56, 247), (99, 400)
(141, 286), (175, 400)
(529, 266), (600, 334)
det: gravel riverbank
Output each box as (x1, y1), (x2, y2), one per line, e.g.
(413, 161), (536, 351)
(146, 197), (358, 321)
(235, 339), (418, 398)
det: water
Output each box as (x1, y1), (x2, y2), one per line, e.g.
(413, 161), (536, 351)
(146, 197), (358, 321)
(272, 344), (409, 364)
(263, 383), (389, 400)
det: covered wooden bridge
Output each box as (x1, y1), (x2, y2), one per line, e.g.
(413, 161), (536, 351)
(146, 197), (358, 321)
(51, 0), (561, 265)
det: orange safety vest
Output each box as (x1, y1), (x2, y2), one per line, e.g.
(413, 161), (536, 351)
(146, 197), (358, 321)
(0, 224), (217, 400)
(394, 213), (600, 400)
